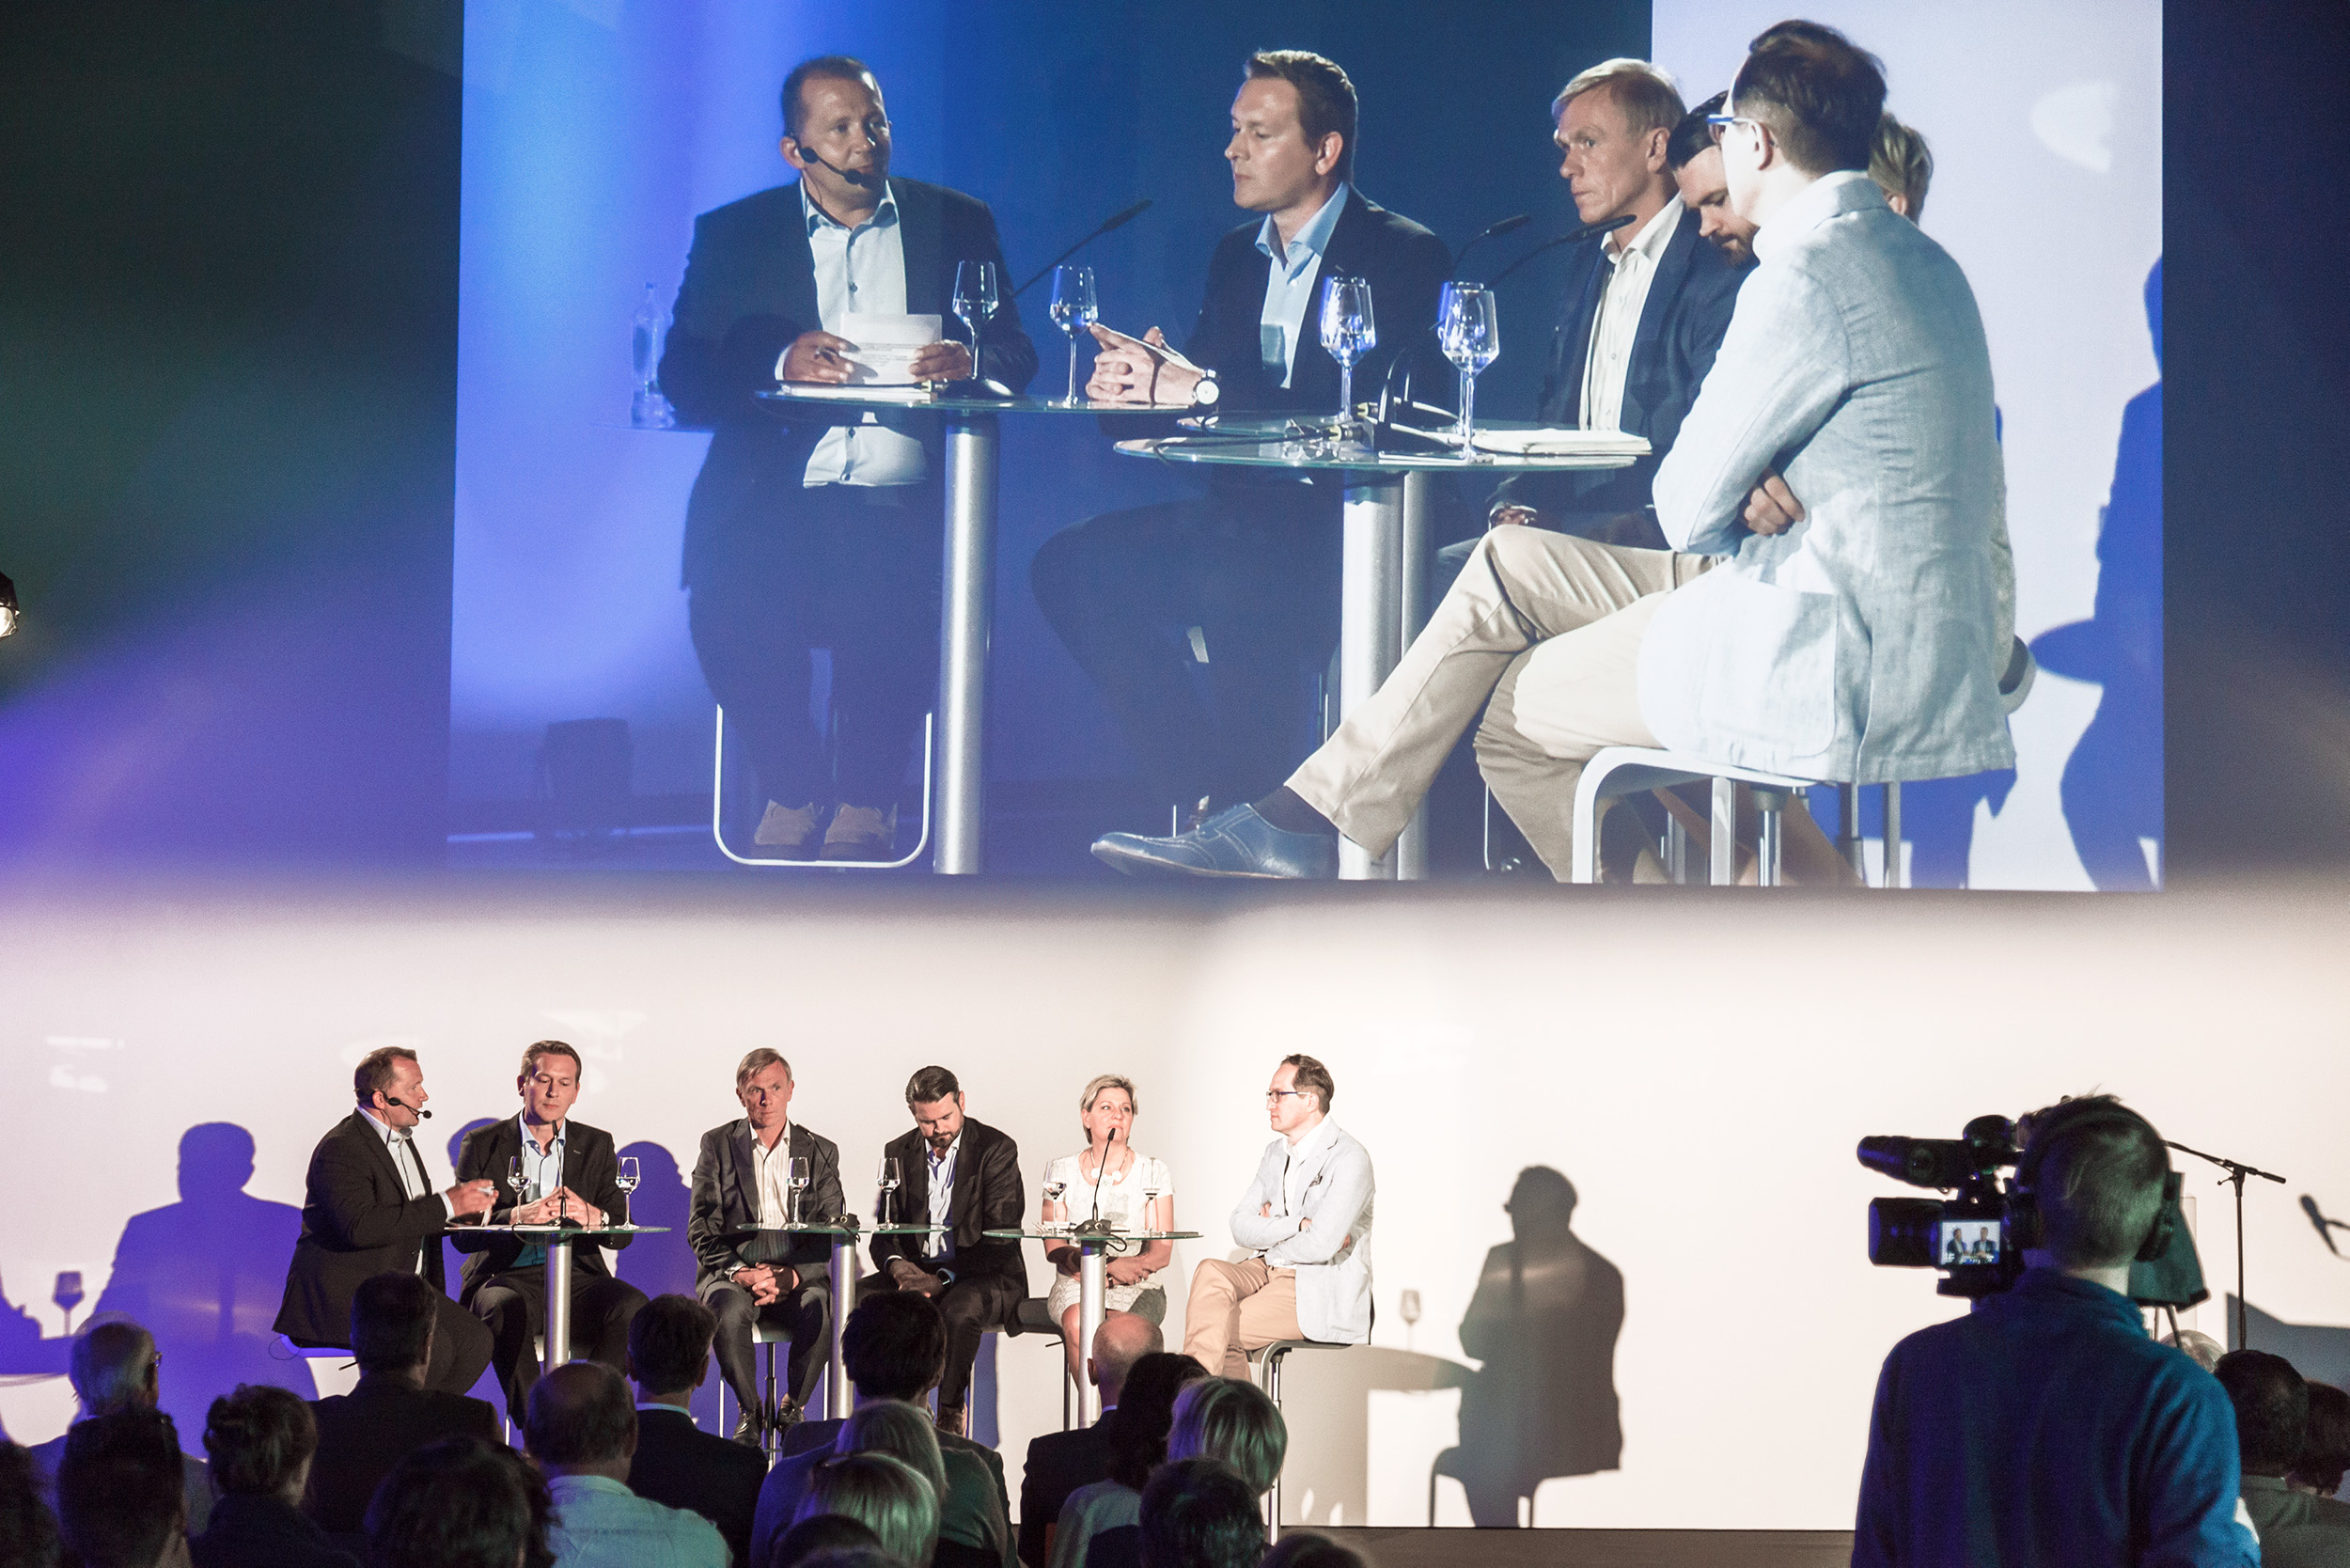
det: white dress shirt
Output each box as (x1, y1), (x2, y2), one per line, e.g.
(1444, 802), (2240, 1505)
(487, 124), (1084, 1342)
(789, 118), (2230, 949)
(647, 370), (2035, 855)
(359, 1106), (431, 1273)
(749, 1121), (795, 1230)
(927, 1131), (961, 1262)
(1579, 196), (1684, 431)
(1254, 183), (1350, 388)
(801, 180), (926, 488)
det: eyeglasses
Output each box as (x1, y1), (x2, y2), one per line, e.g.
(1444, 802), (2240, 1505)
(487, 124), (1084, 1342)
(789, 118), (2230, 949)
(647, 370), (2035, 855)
(1707, 112), (1762, 147)
(1265, 1090), (1308, 1105)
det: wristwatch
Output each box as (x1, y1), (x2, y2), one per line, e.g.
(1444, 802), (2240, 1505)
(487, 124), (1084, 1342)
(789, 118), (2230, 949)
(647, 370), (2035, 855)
(1188, 368), (1221, 409)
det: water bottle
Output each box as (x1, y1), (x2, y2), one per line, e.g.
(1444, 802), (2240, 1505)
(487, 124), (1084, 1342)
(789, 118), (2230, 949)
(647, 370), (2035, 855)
(631, 283), (677, 429)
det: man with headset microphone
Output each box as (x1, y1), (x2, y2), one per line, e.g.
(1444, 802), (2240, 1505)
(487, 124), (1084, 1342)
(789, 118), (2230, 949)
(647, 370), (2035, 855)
(1854, 1094), (2257, 1566)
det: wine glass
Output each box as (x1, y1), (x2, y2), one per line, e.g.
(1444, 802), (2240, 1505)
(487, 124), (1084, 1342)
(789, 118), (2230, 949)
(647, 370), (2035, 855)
(1318, 275), (1376, 424)
(1140, 1178), (1162, 1234)
(1400, 1287), (1422, 1350)
(877, 1156), (901, 1227)
(1049, 266), (1099, 405)
(952, 260), (1000, 385)
(788, 1155), (812, 1226)
(507, 1155), (528, 1221)
(1042, 1177), (1068, 1231)
(615, 1155), (639, 1228)
(53, 1271), (85, 1336)
(1437, 282), (1500, 459)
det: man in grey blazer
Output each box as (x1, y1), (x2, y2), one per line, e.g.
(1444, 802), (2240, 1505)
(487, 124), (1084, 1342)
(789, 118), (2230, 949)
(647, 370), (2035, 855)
(688, 1049), (846, 1443)
(1093, 19), (2013, 882)
(1182, 1055), (1372, 1378)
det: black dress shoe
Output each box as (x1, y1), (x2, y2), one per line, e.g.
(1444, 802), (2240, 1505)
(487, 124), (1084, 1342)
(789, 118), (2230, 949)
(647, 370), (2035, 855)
(731, 1410), (763, 1446)
(772, 1397), (805, 1429)
(1092, 805), (1338, 879)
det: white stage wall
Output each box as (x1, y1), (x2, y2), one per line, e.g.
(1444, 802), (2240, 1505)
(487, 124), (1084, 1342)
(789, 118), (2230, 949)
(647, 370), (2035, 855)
(5, 877), (2347, 1530)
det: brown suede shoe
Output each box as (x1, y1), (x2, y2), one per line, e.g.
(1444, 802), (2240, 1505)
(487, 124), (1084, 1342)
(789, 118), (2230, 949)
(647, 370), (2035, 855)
(820, 804), (898, 861)
(753, 801), (824, 860)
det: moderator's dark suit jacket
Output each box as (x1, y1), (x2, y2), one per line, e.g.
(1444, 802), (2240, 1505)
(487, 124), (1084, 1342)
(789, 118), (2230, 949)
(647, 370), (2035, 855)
(1018, 1422), (1112, 1568)
(1492, 205), (1748, 541)
(658, 177), (1040, 588)
(304, 1374), (502, 1535)
(688, 1119), (847, 1289)
(628, 1403), (766, 1568)
(869, 1118), (1026, 1296)
(1183, 188), (1450, 417)
(274, 1111), (451, 1349)
(448, 1115), (634, 1303)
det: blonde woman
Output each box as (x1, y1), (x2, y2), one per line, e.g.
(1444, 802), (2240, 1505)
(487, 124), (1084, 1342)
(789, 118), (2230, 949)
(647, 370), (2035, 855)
(1040, 1075), (1177, 1386)
(795, 1450), (940, 1568)
(839, 1400), (1012, 1568)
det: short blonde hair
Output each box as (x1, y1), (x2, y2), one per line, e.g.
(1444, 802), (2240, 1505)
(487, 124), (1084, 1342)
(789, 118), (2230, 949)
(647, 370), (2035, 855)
(1869, 113), (1933, 221)
(1078, 1074), (1138, 1127)
(1167, 1376), (1288, 1497)
(797, 1451), (939, 1567)
(735, 1048), (791, 1092)
(838, 1401), (946, 1500)
(1553, 58), (1685, 139)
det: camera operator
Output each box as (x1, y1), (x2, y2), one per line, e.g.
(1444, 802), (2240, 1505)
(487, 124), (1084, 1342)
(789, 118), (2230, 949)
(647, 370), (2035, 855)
(1854, 1095), (2258, 1566)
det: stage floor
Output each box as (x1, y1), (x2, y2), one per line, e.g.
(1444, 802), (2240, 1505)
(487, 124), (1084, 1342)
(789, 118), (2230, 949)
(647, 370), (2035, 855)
(1312, 1528), (1853, 1567)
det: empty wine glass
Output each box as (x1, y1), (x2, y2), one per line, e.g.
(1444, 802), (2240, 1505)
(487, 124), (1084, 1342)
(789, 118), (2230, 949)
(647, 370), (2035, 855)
(1042, 1178), (1069, 1231)
(1140, 1179), (1162, 1234)
(877, 1156), (901, 1227)
(1318, 275), (1376, 425)
(507, 1155), (528, 1220)
(788, 1155), (812, 1226)
(1437, 282), (1500, 459)
(615, 1155), (639, 1227)
(1049, 265), (1099, 404)
(953, 260), (1000, 385)
(53, 1271), (85, 1336)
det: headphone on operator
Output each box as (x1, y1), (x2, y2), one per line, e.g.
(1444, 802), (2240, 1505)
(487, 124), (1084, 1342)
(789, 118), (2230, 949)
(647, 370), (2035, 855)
(2006, 1099), (2179, 1264)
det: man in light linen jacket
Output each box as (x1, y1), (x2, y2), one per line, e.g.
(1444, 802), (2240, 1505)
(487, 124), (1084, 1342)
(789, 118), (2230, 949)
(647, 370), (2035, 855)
(1182, 1055), (1373, 1378)
(1089, 18), (2013, 884)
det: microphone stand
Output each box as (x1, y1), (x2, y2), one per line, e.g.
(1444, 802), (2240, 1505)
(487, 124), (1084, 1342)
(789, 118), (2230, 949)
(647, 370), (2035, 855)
(1014, 200), (1153, 297)
(1073, 1128), (1121, 1239)
(2168, 1139), (2286, 1349)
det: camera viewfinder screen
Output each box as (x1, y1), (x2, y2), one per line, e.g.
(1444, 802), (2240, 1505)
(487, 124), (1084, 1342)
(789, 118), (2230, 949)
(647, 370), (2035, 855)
(1938, 1220), (2003, 1266)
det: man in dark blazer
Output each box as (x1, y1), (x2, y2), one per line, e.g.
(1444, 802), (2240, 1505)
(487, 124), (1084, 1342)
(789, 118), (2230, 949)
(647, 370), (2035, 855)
(659, 55), (1036, 862)
(305, 1272), (501, 1546)
(866, 1065), (1026, 1432)
(1031, 50), (1450, 825)
(624, 1294), (765, 1568)
(1475, 61), (1748, 555)
(1016, 1313), (1160, 1567)
(273, 1047), (496, 1394)
(450, 1040), (646, 1422)
(689, 1049), (847, 1443)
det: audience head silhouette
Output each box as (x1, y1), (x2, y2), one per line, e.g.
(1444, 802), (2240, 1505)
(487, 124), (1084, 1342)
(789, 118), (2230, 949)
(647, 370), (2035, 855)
(1169, 1375), (1289, 1496)
(525, 1361), (637, 1474)
(838, 1399), (947, 1497)
(2292, 1380), (2350, 1497)
(202, 1383), (316, 1502)
(350, 1271), (438, 1378)
(56, 1407), (185, 1568)
(2217, 1349), (2310, 1478)
(1261, 1533), (1371, 1568)
(765, 1513), (885, 1568)
(365, 1435), (550, 1568)
(1092, 1312), (1163, 1404)
(69, 1320), (160, 1416)
(843, 1291), (947, 1402)
(628, 1293), (718, 1398)
(794, 1450), (939, 1566)
(1106, 1351), (1212, 1489)
(1139, 1457), (1264, 1568)
(2013, 1095), (2170, 1270)
(0, 1441), (62, 1568)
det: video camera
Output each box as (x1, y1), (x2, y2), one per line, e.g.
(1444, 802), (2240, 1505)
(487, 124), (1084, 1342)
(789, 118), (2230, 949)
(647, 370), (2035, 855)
(1860, 1113), (2207, 1308)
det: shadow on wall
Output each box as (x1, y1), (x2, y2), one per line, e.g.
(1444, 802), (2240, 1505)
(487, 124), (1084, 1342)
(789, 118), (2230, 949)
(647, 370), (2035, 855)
(1265, 1167), (1623, 1529)
(2035, 258), (2163, 890)
(89, 1123), (318, 1436)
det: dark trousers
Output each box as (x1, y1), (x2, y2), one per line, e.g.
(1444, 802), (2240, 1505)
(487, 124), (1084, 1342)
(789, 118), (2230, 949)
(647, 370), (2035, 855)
(689, 482), (942, 809)
(468, 1265), (648, 1419)
(424, 1291), (495, 1396)
(859, 1271), (1021, 1412)
(1030, 486), (1340, 811)
(701, 1275), (834, 1416)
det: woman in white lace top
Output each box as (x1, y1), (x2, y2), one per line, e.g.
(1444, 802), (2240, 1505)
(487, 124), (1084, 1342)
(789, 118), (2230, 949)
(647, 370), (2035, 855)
(1040, 1074), (1177, 1385)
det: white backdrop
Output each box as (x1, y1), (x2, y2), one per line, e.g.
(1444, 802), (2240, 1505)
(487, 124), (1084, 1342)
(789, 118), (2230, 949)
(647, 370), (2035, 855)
(6, 876), (2347, 1530)
(1653, 1), (2164, 888)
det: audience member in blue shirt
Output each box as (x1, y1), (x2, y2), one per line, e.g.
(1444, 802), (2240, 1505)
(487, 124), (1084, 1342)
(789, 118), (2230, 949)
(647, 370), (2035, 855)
(1853, 1090), (2257, 1566)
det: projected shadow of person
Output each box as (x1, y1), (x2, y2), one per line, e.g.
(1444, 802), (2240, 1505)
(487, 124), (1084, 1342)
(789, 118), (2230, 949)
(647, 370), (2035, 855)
(2033, 258), (2163, 890)
(1434, 1167), (1623, 1526)
(613, 1140), (721, 1430)
(90, 1123), (316, 1435)
(438, 1117), (502, 1287)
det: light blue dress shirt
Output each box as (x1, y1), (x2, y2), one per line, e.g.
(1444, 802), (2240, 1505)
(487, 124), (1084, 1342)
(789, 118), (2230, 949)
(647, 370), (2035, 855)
(800, 180), (924, 487)
(511, 1112), (566, 1269)
(927, 1132), (961, 1262)
(1254, 183), (1350, 388)
(544, 1473), (726, 1568)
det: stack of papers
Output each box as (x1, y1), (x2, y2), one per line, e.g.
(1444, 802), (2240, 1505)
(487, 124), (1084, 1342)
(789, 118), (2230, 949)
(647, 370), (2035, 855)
(768, 384), (937, 403)
(1471, 429), (1652, 458)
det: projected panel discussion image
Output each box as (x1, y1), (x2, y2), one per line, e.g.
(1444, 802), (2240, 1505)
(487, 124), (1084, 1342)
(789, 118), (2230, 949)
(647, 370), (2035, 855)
(448, 0), (2157, 887)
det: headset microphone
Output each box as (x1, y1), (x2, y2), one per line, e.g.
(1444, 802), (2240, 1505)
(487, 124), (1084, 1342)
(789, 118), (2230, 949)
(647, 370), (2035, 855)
(384, 1096), (433, 1121)
(794, 143), (877, 187)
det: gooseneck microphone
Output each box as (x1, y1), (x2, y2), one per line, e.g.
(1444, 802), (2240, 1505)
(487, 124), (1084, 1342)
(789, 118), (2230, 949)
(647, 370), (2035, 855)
(385, 1097), (432, 1121)
(1449, 212), (1531, 278)
(1482, 211), (1637, 289)
(1014, 200), (1154, 297)
(1075, 1126), (1121, 1236)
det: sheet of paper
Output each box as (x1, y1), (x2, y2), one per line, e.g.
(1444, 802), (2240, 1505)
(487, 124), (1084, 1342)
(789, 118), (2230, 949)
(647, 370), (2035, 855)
(835, 313), (942, 384)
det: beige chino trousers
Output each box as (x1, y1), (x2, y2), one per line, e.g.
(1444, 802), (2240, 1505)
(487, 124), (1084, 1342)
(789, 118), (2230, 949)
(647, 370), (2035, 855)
(1182, 1256), (1302, 1380)
(1287, 525), (1708, 879)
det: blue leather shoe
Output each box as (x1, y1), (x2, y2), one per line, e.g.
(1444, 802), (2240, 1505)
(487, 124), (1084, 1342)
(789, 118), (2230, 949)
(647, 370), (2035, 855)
(1092, 805), (1338, 880)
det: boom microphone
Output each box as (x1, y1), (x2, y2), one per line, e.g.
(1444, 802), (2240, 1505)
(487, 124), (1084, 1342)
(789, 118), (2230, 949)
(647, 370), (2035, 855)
(1482, 212), (1637, 289)
(794, 145), (879, 188)
(385, 1097), (432, 1120)
(1014, 200), (1154, 297)
(1450, 212), (1531, 277)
